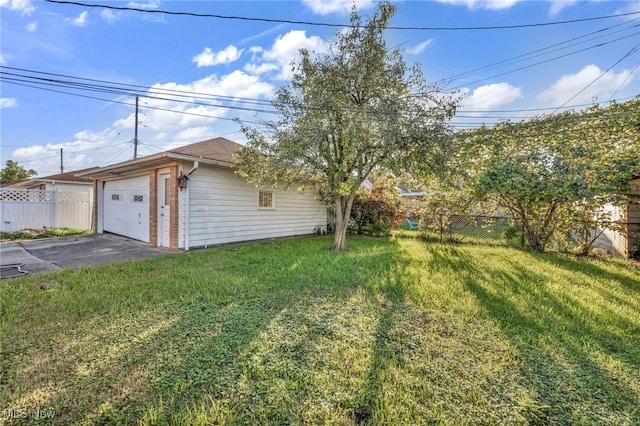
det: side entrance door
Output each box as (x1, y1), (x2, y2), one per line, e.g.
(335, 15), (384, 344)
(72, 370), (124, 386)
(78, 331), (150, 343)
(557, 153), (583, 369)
(158, 174), (170, 248)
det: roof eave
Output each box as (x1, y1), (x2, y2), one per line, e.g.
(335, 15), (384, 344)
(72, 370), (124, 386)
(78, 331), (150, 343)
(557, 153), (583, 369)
(78, 153), (234, 179)
(36, 179), (93, 185)
(165, 153), (235, 169)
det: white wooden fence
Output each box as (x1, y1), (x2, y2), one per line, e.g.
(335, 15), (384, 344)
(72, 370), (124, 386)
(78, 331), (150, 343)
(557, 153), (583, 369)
(0, 189), (92, 232)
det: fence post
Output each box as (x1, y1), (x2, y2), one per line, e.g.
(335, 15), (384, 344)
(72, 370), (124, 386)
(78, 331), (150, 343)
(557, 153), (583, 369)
(52, 188), (58, 228)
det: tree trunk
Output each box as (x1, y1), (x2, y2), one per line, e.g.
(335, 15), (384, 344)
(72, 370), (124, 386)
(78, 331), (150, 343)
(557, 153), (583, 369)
(333, 194), (355, 250)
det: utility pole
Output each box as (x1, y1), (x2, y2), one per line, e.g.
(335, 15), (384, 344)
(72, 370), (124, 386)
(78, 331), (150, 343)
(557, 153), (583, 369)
(133, 96), (139, 159)
(60, 148), (63, 174)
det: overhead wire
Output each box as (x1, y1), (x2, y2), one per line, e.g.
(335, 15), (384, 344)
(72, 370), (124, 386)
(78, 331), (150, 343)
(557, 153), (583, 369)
(4, 7), (639, 121)
(448, 31), (640, 91)
(43, 0), (640, 31)
(552, 44), (640, 113)
(14, 141), (132, 164)
(0, 66), (276, 108)
(2, 66), (636, 124)
(440, 17), (640, 86)
(0, 78), (264, 125)
(608, 62), (640, 101)
(3, 2), (639, 153)
(4, 2), (635, 175)
(0, 70), (278, 114)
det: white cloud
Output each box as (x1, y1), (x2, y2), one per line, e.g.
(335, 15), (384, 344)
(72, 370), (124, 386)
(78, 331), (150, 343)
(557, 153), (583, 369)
(406, 39), (433, 55)
(193, 45), (244, 67)
(164, 127), (217, 149)
(67, 11), (89, 27)
(99, 1), (160, 23)
(25, 21), (37, 32)
(548, 0), (577, 16)
(9, 69), (275, 174)
(239, 23), (288, 45)
(250, 30), (328, 80)
(140, 71), (274, 133)
(435, 0), (522, 10)
(302, 0), (376, 15)
(101, 9), (118, 24)
(0, 54), (6, 66)
(0, 0), (36, 15)
(244, 63), (280, 75)
(0, 98), (18, 108)
(537, 65), (636, 106)
(127, 0), (160, 9)
(461, 82), (523, 111)
(616, 1), (640, 19)
(12, 128), (130, 174)
(437, 0), (580, 14)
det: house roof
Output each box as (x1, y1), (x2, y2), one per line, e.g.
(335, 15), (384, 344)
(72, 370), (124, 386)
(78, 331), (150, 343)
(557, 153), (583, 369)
(168, 137), (241, 164)
(37, 167), (99, 183)
(78, 137), (244, 179)
(3, 167), (99, 188)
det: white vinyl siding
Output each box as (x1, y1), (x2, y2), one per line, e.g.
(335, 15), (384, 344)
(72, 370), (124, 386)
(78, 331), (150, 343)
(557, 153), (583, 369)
(187, 166), (326, 248)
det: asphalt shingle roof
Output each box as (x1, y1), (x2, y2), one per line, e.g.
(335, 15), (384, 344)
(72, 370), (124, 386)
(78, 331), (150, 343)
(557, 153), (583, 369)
(168, 137), (243, 164)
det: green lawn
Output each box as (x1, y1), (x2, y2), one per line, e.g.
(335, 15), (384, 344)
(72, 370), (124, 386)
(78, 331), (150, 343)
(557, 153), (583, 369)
(1, 233), (638, 425)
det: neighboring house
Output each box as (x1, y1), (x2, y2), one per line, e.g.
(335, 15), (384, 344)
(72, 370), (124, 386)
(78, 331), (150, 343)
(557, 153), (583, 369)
(397, 185), (430, 215)
(596, 174), (640, 258)
(79, 137), (327, 250)
(4, 168), (98, 192)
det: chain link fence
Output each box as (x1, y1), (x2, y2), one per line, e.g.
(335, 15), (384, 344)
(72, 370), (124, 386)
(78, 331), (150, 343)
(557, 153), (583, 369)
(411, 214), (639, 259)
(414, 215), (515, 243)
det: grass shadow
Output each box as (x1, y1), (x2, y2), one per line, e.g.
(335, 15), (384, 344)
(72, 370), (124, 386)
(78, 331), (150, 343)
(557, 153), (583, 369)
(414, 243), (640, 424)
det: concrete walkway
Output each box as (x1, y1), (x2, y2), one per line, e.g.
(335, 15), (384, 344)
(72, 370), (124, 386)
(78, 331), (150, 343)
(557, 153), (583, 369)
(1, 234), (174, 277)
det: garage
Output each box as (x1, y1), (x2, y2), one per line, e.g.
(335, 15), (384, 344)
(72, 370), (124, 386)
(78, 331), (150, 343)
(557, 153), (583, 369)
(103, 176), (150, 242)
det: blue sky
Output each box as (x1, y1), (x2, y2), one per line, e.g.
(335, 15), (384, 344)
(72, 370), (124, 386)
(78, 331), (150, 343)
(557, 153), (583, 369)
(1, 0), (639, 177)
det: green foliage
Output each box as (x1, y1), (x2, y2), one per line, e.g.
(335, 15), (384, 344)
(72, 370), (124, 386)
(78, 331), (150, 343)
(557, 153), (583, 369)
(0, 228), (90, 241)
(416, 177), (495, 242)
(467, 98), (640, 252)
(350, 177), (404, 237)
(235, 2), (458, 249)
(0, 160), (37, 185)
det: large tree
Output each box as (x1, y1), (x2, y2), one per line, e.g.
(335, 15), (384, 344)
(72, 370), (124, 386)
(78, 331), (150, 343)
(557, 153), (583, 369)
(236, 2), (457, 249)
(0, 160), (37, 185)
(473, 99), (639, 252)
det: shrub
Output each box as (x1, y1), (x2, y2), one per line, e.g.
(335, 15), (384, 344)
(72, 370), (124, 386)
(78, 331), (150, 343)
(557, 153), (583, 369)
(350, 183), (403, 237)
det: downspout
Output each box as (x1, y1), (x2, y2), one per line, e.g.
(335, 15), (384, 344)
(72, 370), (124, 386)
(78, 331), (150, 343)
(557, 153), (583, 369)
(183, 161), (199, 251)
(97, 181), (105, 234)
(186, 161), (199, 177)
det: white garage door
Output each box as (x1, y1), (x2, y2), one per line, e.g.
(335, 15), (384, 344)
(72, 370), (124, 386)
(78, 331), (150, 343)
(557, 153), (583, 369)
(103, 176), (150, 242)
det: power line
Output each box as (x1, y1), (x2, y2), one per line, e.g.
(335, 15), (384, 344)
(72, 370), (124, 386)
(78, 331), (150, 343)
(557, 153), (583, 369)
(448, 31), (640, 91)
(3, 72), (636, 132)
(44, 0), (640, 31)
(0, 66), (275, 108)
(0, 78), (264, 125)
(14, 141), (132, 164)
(440, 18), (640, 85)
(3, 66), (635, 123)
(608, 62), (639, 101)
(552, 44), (640, 113)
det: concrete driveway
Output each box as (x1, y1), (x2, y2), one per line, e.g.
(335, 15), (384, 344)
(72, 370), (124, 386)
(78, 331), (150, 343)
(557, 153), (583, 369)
(1, 234), (174, 278)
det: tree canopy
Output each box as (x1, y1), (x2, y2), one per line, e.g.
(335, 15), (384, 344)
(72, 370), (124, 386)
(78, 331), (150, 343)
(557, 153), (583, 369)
(0, 160), (37, 185)
(451, 98), (640, 252)
(235, 2), (458, 250)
